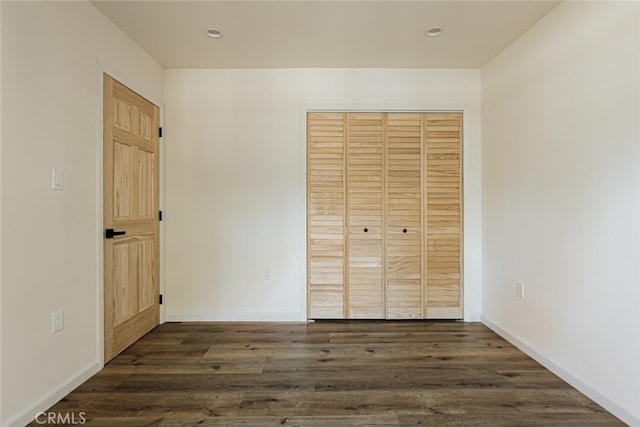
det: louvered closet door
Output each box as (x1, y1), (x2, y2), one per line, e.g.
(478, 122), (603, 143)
(346, 113), (384, 318)
(307, 113), (346, 318)
(385, 113), (423, 319)
(425, 113), (463, 318)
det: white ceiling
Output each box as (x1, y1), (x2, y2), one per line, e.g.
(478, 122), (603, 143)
(91, 0), (560, 69)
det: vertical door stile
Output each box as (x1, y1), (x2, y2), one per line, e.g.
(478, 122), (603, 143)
(458, 114), (465, 317)
(421, 113), (427, 319)
(383, 112), (388, 318)
(342, 112), (349, 318)
(306, 113), (311, 318)
(382, 113), (388, 318)
(103, 76), (115, 357)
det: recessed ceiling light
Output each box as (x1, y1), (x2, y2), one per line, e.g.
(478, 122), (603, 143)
(204, 28), (223, 39)
(425, 27), (443, 38)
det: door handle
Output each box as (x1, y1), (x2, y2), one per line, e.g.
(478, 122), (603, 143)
(105, 228), (126, 239)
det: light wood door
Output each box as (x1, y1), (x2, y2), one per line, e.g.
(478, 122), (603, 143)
(307, 113), (346, 318)
(385, 113), (424, 319)
(104, 75), (160, 361)
(425, 113), (463, 318)
(346, 113), (384, 318)
(307, 111), (463, 320)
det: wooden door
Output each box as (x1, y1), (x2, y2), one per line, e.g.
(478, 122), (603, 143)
(346, 113), (384, 318)
(425, 113), (463, 318)
(104, 75), (160, 361)
(307, 113), (346, 318)
(385, 113), (423, 319)
(307, 111), (463, 320)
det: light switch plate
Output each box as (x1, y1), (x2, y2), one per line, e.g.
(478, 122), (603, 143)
(516, 281), (525, 299)
(52, 169), (64, 190)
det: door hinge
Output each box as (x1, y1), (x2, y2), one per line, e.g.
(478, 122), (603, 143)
(159, 127), (163, 138)
(159, 210), (163, 221)
(159, 294), (163, 305)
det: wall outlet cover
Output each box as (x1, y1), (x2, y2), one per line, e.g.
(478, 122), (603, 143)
(52, 310), (64, 333)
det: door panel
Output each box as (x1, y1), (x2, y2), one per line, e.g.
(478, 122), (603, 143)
(138, 236), (156, 312)
(113, 142), (133, 221)
(307, 113), (346, 318)
(138, 150), (155, 219)
(385, 113), (423, 319)
(104, 75), (160, 361)
(346, 113), (384, 318)
(425, 113), (463, 318)
(112, 239), (137, 325)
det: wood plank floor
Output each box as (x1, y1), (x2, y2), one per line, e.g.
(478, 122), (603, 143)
(35, 321), (624, 426)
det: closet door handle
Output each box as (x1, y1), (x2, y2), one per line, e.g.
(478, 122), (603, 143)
(402, 228), (408, 233)
(363, 228), (368, 233)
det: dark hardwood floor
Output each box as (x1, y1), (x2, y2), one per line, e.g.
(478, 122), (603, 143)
(35, 321), (624, 426)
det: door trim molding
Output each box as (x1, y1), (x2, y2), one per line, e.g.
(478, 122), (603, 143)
(301, 103), (474, 321)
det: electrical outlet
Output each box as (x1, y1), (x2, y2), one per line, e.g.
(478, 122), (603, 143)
(516, 281), (525, 299)
(264, 268), (272, 280)
(52, 310), (64, 333)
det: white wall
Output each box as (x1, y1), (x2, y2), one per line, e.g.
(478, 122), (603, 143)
(164, 68), (481, 322)
(0, 2), (163, 425)
(481, 1), (640, 425)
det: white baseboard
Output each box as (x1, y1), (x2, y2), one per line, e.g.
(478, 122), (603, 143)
(481, 316), (639, 427)
(165, 312), (306, 322)
(6, 361), (101, 427)
(166, 312), (482, 323)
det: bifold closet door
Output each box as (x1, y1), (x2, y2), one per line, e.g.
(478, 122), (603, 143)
(346, 113), (384, 318)
(425, 113), (463, 318)
(307, 111), (463, 320)
(385, 113), (423, 319)
(307, 113), (346, 318)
